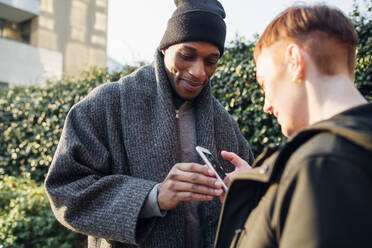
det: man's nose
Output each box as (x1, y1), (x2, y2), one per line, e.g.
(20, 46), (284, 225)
(189, 59), (206, 80)
(263, 98), (273, 114)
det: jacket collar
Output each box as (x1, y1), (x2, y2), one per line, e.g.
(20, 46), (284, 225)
(231, 145), (279, 184)
(302, 102), (372, 151)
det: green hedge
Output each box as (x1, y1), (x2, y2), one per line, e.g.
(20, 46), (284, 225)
(0, 175), (78, 248)
(211, 37), (284, 155)
(0, 67), (136, 248)
(352, 0), (372, 102)
(0, 67), (136, 182)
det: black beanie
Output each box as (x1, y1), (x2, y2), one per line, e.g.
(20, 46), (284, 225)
(159, 0), (226, 56)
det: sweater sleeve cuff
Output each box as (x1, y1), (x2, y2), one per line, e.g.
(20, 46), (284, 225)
(139, 183), (167, 218)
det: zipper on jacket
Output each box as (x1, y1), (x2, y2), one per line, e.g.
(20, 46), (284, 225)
(231, 228), (245, 248)
(175, 109), (181, 163)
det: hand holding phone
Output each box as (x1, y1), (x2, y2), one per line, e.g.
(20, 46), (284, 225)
(196, 146), (228, 191)
(157, 162), (224, 210)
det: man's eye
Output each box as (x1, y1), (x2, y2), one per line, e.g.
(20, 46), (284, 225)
(206, 59), (218, 65)
(179, 53), (194, 60)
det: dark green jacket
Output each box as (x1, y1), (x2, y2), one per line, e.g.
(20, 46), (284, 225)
(215, 102), (372, 248)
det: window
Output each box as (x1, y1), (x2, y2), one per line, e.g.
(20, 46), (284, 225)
(0, 82), (9, 89)
(20, 20), (31, 43)
(0, 19), (4, 37)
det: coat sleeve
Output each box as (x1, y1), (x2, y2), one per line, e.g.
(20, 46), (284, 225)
(44, 83), (157, 245)
(274, 155), (372, 247)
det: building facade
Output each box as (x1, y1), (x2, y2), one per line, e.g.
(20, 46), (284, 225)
(0, 0), (108, 87)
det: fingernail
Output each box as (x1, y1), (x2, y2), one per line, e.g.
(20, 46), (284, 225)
(208, 169), (214, 175)
(215, 181), (222, 187)
(215, 189), (223, 195)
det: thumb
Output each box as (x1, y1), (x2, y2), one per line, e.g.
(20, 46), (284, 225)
(221, 151), (251, 170)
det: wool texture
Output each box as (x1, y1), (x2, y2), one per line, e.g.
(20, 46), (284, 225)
(45, 50), (254, 248)
(159, 0), (226, 55)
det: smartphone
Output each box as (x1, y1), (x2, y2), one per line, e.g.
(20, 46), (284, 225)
(195, 146), (228, 191)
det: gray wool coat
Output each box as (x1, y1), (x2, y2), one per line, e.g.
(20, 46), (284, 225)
(45, 50), (254, 248)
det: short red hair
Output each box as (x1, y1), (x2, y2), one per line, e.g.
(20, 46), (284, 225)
(254, 5), (358, 77)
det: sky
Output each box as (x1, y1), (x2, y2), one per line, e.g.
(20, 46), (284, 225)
(107, 0), (358, 66)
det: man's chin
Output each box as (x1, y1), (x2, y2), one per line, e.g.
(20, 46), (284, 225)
(281, 125), (306, 138)
(281, 126), (292, 138)
(179, 93), (197, 101)
(178, 89), (202, 101)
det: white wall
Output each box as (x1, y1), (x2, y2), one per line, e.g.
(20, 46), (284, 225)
(0, 0), (40, 15)
(0, 38), (62, 87)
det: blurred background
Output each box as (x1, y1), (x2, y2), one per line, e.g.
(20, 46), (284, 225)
(0, 0), (360, 88)
(107, 0), (358, 66)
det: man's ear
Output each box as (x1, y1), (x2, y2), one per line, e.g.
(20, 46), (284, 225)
(286, 43), (306, 84)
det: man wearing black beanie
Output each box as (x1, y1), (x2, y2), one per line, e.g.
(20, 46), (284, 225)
(45, 0), (254, 247)
(159, 0), (227, 55)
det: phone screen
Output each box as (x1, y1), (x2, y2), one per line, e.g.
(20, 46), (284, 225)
(203, 152), (227, 180)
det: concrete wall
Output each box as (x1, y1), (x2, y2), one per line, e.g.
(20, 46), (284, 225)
(31, 0), (108, 76)
(0, 0), (108, 85)
(0, 37), (62, 86)
(0, 0), (40, 16)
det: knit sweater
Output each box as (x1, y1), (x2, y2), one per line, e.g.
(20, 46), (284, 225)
(45, 50), (254, 248)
